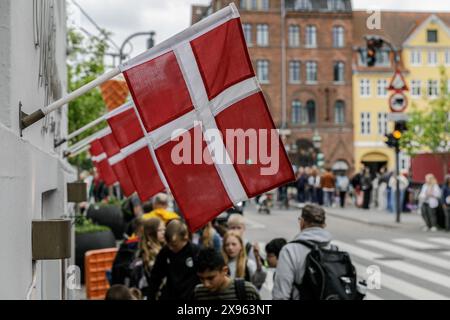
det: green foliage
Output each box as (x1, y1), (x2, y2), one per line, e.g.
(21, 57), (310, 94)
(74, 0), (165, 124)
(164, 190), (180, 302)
(74, 214), (111, 235)
(401, 67), (450, 157)
(67, 28), (110, 170)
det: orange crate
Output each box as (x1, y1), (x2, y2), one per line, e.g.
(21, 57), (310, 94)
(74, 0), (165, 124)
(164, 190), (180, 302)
(85, 248), (118, 300)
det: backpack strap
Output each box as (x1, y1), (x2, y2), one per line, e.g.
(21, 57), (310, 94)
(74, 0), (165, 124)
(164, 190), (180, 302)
(290, 239), (320, 250)
(234, 278), (247, 301)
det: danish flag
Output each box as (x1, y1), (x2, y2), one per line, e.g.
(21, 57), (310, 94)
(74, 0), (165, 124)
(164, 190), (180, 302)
(113, 4), (295, 231)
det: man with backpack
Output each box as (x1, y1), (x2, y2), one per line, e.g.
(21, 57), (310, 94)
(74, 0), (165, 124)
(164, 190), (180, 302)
(273, 204), (363, 300)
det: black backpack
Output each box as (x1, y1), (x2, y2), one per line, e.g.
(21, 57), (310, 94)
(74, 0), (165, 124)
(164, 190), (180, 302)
(291, 240), (361, 300)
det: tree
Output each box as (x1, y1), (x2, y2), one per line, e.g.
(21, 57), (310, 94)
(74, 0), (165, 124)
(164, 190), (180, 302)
(401, 67), (450, 177)
(67, 28), (109, 170)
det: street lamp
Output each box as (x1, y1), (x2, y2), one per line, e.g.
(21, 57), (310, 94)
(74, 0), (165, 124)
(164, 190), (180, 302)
(119, 31), (156, 64)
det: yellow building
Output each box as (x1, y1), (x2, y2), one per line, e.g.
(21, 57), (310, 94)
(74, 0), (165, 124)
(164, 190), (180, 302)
(352, 12), (450, 174)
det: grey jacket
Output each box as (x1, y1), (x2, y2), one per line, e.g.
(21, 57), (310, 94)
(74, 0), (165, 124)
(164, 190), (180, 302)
(272, 227), (333, 300)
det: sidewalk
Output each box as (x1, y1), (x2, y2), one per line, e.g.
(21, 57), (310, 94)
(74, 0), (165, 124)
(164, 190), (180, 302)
(291, 201), (424, 230)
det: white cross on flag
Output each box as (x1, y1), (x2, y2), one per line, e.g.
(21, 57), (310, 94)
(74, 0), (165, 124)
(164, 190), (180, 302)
(119, 4), (295, 231)
(105, 102), (167, 202)
(89, 134), (118, 187)
(98, 129), (137, 198)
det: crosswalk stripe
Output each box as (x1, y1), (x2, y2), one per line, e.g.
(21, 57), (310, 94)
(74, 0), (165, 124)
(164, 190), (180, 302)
(365, 292), (383, 300)
(353, 262), (448, 300)
(392, 238), (441, 250)
(333, 240), (450, 290)
(428, 238), (450, 247)
(358, 239), (450, 270)
(245, 217), (266, 229)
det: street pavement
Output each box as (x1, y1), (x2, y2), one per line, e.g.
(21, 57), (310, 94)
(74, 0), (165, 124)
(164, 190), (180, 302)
(244, 201), (450, 300)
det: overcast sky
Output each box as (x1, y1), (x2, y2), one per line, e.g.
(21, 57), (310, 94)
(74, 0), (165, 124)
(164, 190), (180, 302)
(69, 0), (450, 65)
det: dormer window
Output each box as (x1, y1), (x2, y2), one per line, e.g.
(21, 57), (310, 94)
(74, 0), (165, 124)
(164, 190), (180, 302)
(328, 0), (345, 11)
(427, 30), (438, 43)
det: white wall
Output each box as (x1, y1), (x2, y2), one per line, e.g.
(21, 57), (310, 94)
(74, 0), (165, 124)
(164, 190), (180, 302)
(0, 0), (77, 299)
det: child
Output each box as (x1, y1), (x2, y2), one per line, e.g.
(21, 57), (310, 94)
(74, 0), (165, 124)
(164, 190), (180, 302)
(194, 248), (260, 300)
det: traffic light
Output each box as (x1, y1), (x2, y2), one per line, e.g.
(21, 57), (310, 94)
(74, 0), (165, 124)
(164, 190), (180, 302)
(394, 120), (407, 133)
(384, 133), (399, 148)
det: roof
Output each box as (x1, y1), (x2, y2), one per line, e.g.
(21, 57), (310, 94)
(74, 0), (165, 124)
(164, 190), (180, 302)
(352, 11), (450, 48)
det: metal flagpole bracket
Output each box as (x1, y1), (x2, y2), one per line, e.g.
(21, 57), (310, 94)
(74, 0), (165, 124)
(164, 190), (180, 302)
(19, 101), (27, 137)
(20, 104), (45, 134)
(54, 137), (67, 149)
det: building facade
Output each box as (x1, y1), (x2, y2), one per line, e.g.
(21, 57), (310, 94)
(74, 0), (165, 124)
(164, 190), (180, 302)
(0, 0), (76, 299)
(352, 11), (450, 174)
(193, 0), (355, 174)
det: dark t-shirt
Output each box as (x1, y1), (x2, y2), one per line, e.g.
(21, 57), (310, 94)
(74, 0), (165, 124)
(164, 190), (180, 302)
(194, 280), (260, 300)
(146, 242), (200, 300)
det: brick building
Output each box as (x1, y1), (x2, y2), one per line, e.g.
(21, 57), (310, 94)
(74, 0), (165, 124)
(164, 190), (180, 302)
(192, 0), (355, 173)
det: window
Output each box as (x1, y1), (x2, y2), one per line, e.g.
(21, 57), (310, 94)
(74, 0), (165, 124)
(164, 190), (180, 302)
(333, 26), (345, 48)
(328, 0), (345, 11)
(243, 24), (252, 45)
(257, 60), (270, 83)
(306, 61), (317, 83)
(335, 100), (345, 124)
(288, 25), (300, 47)
(428, 80), (439, 97)
(334, 62), (345, 82)
(427, 30), (438, 43)
(446, 50), (450, 65)
(410, 50), (422, 65)
(428, 51), (438, 65)
(377, 50), (391, 66)
(295, 0), (312, 10)
(289, 60), (301, 83)
(306, 100), (316, 124)
(377, 79), (388, 97)
(292, 100), (301, 124)
(377, 112), (388, 135)
(360, 112), (371, 135)
(411, 80), (422, 98)
(306, 25), (317, 48)
(256, 24), (269, 46)
(240, 0), (269, 10)
(360, 79), (371, 97)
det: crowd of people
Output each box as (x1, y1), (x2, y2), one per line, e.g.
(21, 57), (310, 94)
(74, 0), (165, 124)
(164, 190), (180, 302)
(293, 166), (450, 232)
(105, 202), (363, 301)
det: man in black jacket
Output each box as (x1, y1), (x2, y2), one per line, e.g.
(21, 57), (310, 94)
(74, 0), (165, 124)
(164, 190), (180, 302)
(146, 219), (200, 300)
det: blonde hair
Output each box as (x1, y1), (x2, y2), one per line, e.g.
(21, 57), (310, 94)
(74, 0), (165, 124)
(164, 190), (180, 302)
(139, 218), (163, 271)
(222, 231), (247, 278)
(201, 222), (215, 249)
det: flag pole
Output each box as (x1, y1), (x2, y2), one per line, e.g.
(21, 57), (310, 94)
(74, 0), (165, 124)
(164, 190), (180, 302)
(68, 145), (90, 158)
(55, 100), (134, 148)
(21, 67), (121, 130)
(55, 114), (106, 148)
(65, 127), (111, 157)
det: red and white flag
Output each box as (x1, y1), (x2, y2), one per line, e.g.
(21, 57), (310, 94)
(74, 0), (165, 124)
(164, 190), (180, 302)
(105, 102), (166, 202)
(89, 132), (118, 187)
(119, 4), (295, 231)
(98, 130), (137, 198)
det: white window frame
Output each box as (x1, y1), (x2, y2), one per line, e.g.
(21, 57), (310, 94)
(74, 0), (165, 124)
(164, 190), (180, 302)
(288, 25), (300, 47)
(410, 50), (422, 66)
(333, 61), (345, 83)
(446, 50), (450, 66)
(377, 112), (388, 135)
(257, 60), (270, 83)
(291, 100), (301, 124)
(242, 24), (252, 46)
(335, 101), (345, 124)
(360, 79), (371, 97)
(289, 60), (301, 83)
(411, 80), (422, 98)
(333, 26), (345, 48)
(360, 112), (371, 135)
(306, 61), (318, 84)
(377, 79), (388, 97)
(305, 25), (317, 48)
(427, 50), (438, 66)
(427, 79), (439, 98)
(256, 24), (269, 47)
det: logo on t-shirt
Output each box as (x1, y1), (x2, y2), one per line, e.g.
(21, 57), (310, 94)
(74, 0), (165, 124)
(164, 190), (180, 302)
(185, 257), (194, 268)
